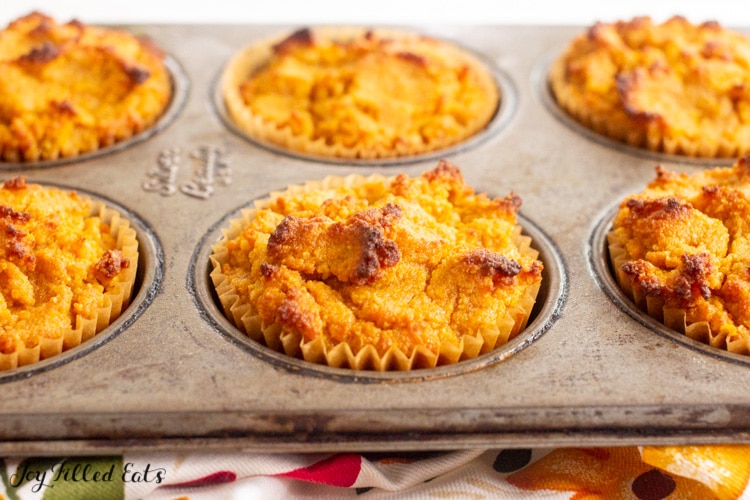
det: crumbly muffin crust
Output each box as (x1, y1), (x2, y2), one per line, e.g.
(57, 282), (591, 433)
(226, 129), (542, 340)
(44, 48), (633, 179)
(0, 12), (172, 162)
(222, 27), (500, 160)
(210, 160), (543, 370)
(0, 177), (138, 370)
(550, 16), (750, 158)
(608, 156), (750, 353)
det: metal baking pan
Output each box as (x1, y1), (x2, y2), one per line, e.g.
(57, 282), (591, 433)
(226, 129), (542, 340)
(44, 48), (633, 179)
(3, 24), (750, 456)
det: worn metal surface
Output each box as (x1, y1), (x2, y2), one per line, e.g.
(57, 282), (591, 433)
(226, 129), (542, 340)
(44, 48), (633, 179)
(2, 24), (749, 456)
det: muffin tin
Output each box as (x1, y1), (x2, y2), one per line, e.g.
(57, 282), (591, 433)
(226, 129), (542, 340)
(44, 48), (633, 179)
(3, 23), (750, 456)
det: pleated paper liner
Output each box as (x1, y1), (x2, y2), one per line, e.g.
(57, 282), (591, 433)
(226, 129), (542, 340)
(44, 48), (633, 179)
(209, 173), (542, 372)
(220, 26), (500, 161)
(0, 200), (139, 371)
(607, 231), (749, 356)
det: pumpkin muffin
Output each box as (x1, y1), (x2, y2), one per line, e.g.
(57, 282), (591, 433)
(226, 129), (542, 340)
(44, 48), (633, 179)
(550, 16), (750, 158)
(210, 160), (543, 371)
(0, 177), (139, 371)
(608, 156), (750, 354)
(0, 12), (172, 162)
(221, 27), (500, 160)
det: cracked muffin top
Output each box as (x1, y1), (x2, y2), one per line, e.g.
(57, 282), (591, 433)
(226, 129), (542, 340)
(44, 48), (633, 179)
(609, 156), (750, 353)
(221, 27), (499, 160)
(0, 12), (172, 162)
(0, 177), (139, 370)
(550, 16), (750, 158)
(210, 161), (543, 370)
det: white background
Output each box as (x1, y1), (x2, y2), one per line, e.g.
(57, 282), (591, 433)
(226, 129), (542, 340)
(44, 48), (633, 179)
(1, 1), (750, 27)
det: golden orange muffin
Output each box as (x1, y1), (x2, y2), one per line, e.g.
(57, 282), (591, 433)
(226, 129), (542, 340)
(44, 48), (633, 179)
(221, 27), (499, 160)
(0, 12), (172, 162)
(608, 156), (750, 354)
(0, 177), (139, 370)
(210, 160), (543, 371)
(550, 16), (750, 158)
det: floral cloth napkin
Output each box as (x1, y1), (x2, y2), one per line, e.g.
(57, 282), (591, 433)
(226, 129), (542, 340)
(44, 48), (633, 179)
(2, 445), (749, 499)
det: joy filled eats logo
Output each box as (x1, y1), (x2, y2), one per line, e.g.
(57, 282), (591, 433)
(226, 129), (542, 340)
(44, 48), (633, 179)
(8, 459), (165, 493)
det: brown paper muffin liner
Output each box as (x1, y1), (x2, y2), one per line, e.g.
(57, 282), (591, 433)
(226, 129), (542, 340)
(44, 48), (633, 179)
(221, 27), (500, 160)
(209, 174), (541, 371)
(0, 201), (139, 372)
(549, 58), (750, 159)
(606, 231), (748, 354)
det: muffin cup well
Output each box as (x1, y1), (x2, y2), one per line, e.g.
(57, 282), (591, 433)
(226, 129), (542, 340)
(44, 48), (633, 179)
(0, 200), (139, 371)
(209, 172), (542, 372)
(219, 27), (503, 163)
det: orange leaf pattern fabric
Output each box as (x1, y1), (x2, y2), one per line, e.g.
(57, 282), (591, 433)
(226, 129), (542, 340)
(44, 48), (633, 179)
(641, 445), (750, 500)
(506, 447), (716, 499)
